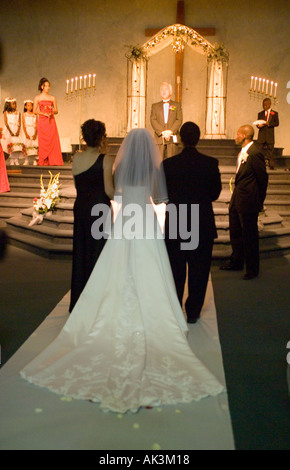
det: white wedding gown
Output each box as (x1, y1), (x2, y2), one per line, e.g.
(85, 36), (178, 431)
(21, 187), (224, 413)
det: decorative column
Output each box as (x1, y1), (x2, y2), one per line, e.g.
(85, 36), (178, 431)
(205, 48), (229, 139)
(127, 57), (147, 132)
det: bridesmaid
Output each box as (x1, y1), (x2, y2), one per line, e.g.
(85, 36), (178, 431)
(69, 119), (115, 312)
(0, 128), (10, 194)
(33, 77), (63, 166)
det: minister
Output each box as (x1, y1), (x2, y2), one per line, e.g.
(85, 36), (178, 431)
(150, 82), (183, 159)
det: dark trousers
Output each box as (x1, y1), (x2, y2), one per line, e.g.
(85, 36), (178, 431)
(0, 229), (7, 260)
(258, 142), (275, 168)
(229, 204), (259, 276)
(165, 238), (214, 321)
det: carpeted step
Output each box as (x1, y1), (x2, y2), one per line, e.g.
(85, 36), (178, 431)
(6, 229), (73, 259)
(7, 173), (73, 184)
(6, 216), (73, 245)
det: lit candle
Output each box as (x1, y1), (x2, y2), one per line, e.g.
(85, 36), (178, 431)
(274, 83), (278, 98)
(93, 74), (96, 87)
(258, 77), (262, 92)
(88, 74), (91, 88)
(250, 76), (254, 91)
(265, 80), (269, 95)
(75, 77), (78, 91)
(80, 76), (83, 90)
(84, 75), (87, 89)
(254, 77), (258, 92)
(66, 80), (69, 94)
(262, 78), (265, 94)
(270, 81), (274, 96)
(71, 78), (74, 93)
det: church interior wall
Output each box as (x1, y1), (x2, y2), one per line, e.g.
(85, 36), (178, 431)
(0, 0), (289, 153)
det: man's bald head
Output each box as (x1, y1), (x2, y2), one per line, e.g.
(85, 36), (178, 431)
(239, 125), (254, 140)
(235, 125), (255, 147)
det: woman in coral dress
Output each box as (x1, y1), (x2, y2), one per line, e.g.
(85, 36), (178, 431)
(0, 128), (10, 193)
(33, 78), (63, 166)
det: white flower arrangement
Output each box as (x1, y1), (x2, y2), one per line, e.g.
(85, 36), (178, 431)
(29, 172), (61, 226)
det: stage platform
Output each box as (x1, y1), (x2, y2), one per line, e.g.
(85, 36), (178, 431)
(1, 138), (290, 258)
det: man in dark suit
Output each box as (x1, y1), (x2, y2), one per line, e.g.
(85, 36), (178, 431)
(0, 229), (7, 260)
(221, 125), (268, 279)
(257, 98), (279, 169)
(150, 82), (183, 159)
(163, 122), (222, 324)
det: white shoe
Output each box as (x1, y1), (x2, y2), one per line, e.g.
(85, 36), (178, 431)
(23, 159), (29, 166)
(33, 160), (38, 166)
(9, 160), (15, 166)
(15, 160), (20, 166)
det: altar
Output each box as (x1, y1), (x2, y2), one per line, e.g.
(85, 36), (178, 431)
(126, 20), (229, 138)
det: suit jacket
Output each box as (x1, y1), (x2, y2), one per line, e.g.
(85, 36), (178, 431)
(150, 100), (183, 145)
(257, 109), (279, 144)
(163, 146), (222, 241)
(230, 142), (268, 214)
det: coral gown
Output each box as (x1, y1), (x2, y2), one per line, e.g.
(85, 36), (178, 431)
(38, 101), (63, 166)
(0, 143), (10, 193)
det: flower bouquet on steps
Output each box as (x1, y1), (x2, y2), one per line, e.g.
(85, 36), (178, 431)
(29, 172), (61, 227)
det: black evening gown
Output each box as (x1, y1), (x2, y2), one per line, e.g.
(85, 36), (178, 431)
(69, 154), (110, 312)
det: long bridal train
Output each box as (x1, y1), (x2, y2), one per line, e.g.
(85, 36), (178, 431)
(20, 187), (224, 413)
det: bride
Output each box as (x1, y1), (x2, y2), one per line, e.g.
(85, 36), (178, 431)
(21, 129), (224, 413)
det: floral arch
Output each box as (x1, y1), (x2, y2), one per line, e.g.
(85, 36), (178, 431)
(126, 24), (229, 138)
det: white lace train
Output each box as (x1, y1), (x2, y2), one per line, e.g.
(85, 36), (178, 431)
(21, 188), (224, 413)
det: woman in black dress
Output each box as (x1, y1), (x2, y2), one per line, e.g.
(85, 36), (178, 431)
(69, 120), (114, 312)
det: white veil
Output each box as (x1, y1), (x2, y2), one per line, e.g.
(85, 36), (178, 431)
(113, 129), (168, 204)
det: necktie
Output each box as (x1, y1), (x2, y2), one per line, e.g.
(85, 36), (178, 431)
(163, 102), (169, 124)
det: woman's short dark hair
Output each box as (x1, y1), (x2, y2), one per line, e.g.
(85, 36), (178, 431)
(38, 77), (50, 92)
(81, 120), (106, 147)
(180, 121), (200, 147)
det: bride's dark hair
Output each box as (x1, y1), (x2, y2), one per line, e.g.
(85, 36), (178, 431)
(38, 77), (50, 92)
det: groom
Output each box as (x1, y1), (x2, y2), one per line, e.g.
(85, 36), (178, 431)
(163, 122), (222, 323)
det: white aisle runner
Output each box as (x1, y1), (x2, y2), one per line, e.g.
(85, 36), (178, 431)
(0, 277), (235, 450)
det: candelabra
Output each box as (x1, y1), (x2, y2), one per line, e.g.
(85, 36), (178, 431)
(248, 76), (278, 105)
(65, 74), (96, 150)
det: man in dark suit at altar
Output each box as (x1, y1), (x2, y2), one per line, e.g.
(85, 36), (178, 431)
(163, 121), (222, 324)
(256, 97), (279, 169)
(0, 229), (7, 260)
(150, 82), (183, 159)
(221, 125), (268, 279)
